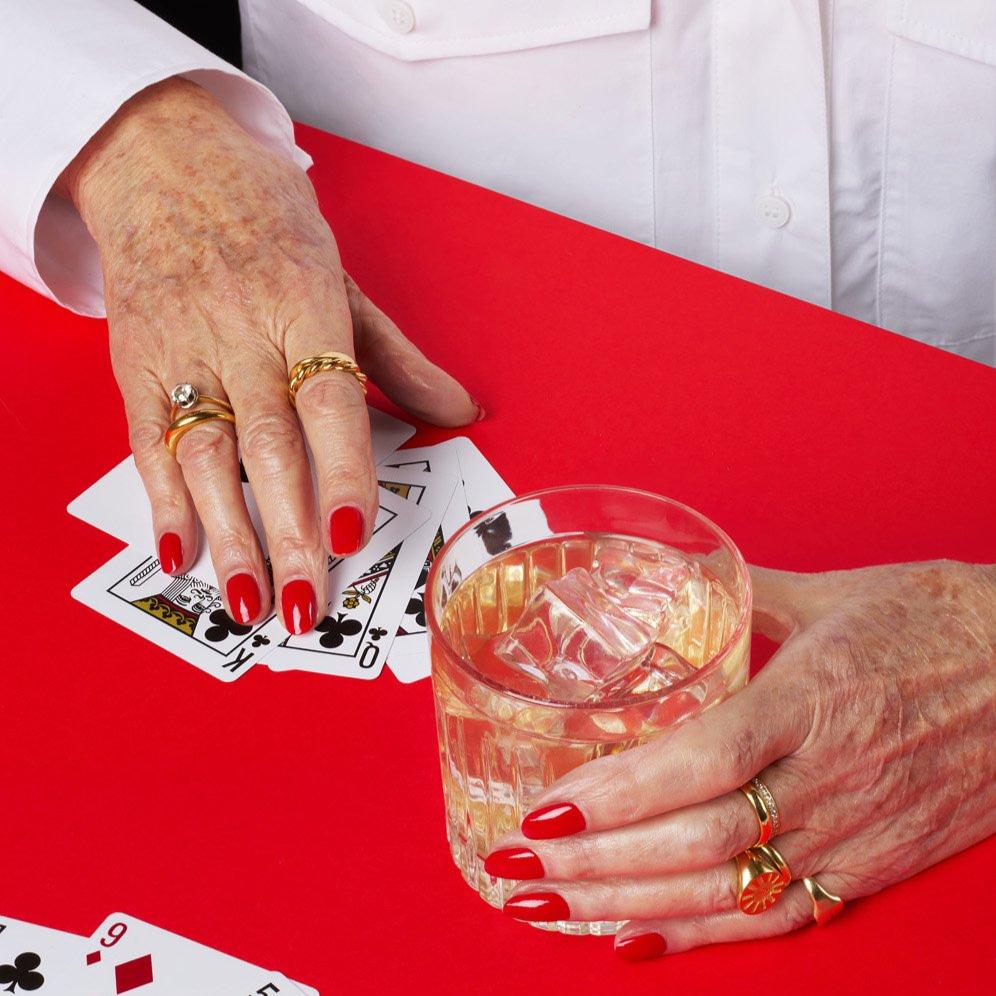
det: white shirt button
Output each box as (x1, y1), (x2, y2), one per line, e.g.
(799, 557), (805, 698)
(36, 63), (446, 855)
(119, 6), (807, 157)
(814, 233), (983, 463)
(755, 194), (791, 229)
(382, 1), (416, 34)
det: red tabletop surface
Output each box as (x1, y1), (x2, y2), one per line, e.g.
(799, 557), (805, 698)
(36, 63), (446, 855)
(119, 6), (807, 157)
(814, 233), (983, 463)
(1, 123), (993, 994)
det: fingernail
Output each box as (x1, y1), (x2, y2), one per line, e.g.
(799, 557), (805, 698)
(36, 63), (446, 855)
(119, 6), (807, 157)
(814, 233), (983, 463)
(502, 892), (571, 922)
(158, 532), (183, 574)
(616, 932), (667, 962)
(329, 505), (364, 556)
(226, 573), (262, 625)
(484, 847), (545, 880)
(281, 579), (317, 635)
(473, 399), (486, 421)
(521, 803), (586, 840)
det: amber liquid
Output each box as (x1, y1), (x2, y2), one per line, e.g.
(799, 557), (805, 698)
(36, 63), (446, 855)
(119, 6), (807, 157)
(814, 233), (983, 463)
(430, 533), (750, 935)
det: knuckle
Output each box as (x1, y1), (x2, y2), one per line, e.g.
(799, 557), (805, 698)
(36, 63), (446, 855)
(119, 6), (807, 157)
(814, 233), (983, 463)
(270, 531), (321, 570)
(560, 834), (601, 880)
(129, 417), (166, 458)
(713, 725), (760, 784)
(295, 368), (365, 416)
(591, 757), (644, 826)
(238, 409), (305, 477)
(707, 863), (739, 913)
(697, 806), (746, 864)
(174, 422), (234, 469)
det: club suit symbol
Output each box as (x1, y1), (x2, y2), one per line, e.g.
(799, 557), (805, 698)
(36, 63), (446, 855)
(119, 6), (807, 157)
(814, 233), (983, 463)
(316, 612), (362, 649)
(203, 608), (253, 643)
(0, 951), (44, 992)
(405, 592), (426, 628)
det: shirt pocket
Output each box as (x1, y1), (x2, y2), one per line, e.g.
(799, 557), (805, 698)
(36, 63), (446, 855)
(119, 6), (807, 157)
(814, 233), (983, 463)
(243, 0), (655, 243)
(879, 0), (996, 360)
(290, 0), (651, 60)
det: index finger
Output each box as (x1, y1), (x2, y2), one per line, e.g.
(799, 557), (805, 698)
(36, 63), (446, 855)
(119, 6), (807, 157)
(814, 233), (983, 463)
(520, 664), (811, 839)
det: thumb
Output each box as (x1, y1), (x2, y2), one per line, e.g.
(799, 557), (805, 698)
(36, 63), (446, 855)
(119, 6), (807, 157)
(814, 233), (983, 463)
(748, 565), (833, 642)
(344, 272), (481, 427)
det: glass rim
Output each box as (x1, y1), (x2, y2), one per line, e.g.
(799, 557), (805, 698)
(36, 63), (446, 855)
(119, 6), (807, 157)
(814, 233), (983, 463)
(425, 484), (753, 711)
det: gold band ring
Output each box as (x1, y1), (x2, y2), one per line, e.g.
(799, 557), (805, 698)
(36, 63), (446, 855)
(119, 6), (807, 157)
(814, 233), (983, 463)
(739, 776), (781, 846)
(288, 351), (368, 406)
(734, 843), (792, 915)
(169, 395), (233, 421)
(164, 408), (237, 455)
(802, 877), (845, 926)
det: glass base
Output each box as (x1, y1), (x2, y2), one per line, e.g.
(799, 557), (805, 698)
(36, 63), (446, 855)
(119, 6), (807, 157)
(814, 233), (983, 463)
(450, 831), (622, 936)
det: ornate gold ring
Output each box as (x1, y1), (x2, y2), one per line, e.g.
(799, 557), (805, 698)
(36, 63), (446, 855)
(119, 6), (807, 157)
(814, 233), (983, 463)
(288, 351), (368, 406)
(739, 775), (781, 846)
(734, 843), (792, 915)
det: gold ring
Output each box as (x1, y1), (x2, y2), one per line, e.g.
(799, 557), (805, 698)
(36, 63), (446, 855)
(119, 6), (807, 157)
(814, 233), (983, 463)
(288, 351), (368, 406)
(164, 409), (237, 455)
(734, 844), (792, 915)
(169, 382), (233, 417)
(802, 877), (844, 926)
(169, 395), (233, 421)
(739, 776), (781, 846)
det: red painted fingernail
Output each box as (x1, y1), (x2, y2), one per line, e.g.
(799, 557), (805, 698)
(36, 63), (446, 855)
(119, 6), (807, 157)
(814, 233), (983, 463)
(330, 505), (364, 556)
(473, 399), (486, 421)
(502, 892), (571, 922)
(158, 532), (183, 574)
(282, 579), (316, 635)
(616, 932), (667, 962)
(226, 573), (262, 625)
(521, 803), (586, 840)
(484, 847), (545, 880)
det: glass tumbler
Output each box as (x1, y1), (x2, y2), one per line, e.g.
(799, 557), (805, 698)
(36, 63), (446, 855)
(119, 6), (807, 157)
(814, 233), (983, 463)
(427, 486), (752, 935)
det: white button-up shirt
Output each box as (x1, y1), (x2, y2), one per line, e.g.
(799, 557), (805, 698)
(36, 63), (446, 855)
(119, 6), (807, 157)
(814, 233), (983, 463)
(1, 0), (993, 364)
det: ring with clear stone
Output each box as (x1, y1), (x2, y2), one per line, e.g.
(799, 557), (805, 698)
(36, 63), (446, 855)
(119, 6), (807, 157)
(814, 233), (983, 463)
(168, 383), (233, 418)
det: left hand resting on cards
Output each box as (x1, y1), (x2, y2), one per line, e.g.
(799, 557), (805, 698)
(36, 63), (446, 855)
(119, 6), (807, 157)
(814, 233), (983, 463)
(58, 77), (479, 634)
(486, 560), (996, 959)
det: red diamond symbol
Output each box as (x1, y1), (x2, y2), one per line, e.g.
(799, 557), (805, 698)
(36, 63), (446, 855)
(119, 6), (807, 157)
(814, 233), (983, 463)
(115, 954), (154, 993)
(86, 950), (101, 966)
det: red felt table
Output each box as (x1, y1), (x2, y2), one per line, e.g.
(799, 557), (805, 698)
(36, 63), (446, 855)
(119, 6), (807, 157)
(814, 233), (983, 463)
(1, 124), (993, 995)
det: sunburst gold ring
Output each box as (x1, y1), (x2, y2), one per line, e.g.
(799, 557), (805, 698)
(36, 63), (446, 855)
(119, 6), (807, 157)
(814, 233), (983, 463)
(734, 843), (792, 915)
(739, 776), (781, 846)
(803, 877), (845, 926)
(164, 408), (237, 455)
(287, 351), (368, 406)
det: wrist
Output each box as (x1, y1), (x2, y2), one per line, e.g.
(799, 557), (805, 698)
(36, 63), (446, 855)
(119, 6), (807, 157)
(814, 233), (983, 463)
(56, 77), (235, 236)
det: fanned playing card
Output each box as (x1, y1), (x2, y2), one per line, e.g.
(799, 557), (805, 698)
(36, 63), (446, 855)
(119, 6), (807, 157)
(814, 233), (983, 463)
(0, 915), (90, 994)
(382, 439), (514, 683)
(70, 486), (427, 682)
(84, 913), (317, 994)
(67, 406), (415, 546)
(263, 466), (458, 679)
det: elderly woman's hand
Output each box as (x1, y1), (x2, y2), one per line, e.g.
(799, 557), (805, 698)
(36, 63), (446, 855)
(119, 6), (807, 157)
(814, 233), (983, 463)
(485, 560), (996, 959)
(60, 78), (478, 634)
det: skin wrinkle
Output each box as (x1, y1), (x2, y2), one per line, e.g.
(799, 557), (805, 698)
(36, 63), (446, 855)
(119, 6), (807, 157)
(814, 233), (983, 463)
(56, 76), (477, 632)
(506, 562), (995, 945)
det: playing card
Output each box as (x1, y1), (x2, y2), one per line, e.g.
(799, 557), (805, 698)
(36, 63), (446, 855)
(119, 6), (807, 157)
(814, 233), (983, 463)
(264, 466), (458, 680)
(71, 546), (280, 682)
(0, 915), (89, 994)
(376, 453), (468, 683)
(451, 437), (514, 518)
(381, 438), (514, 683)
(84, 913), (312, 995)
(67, 406), (415, 546)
